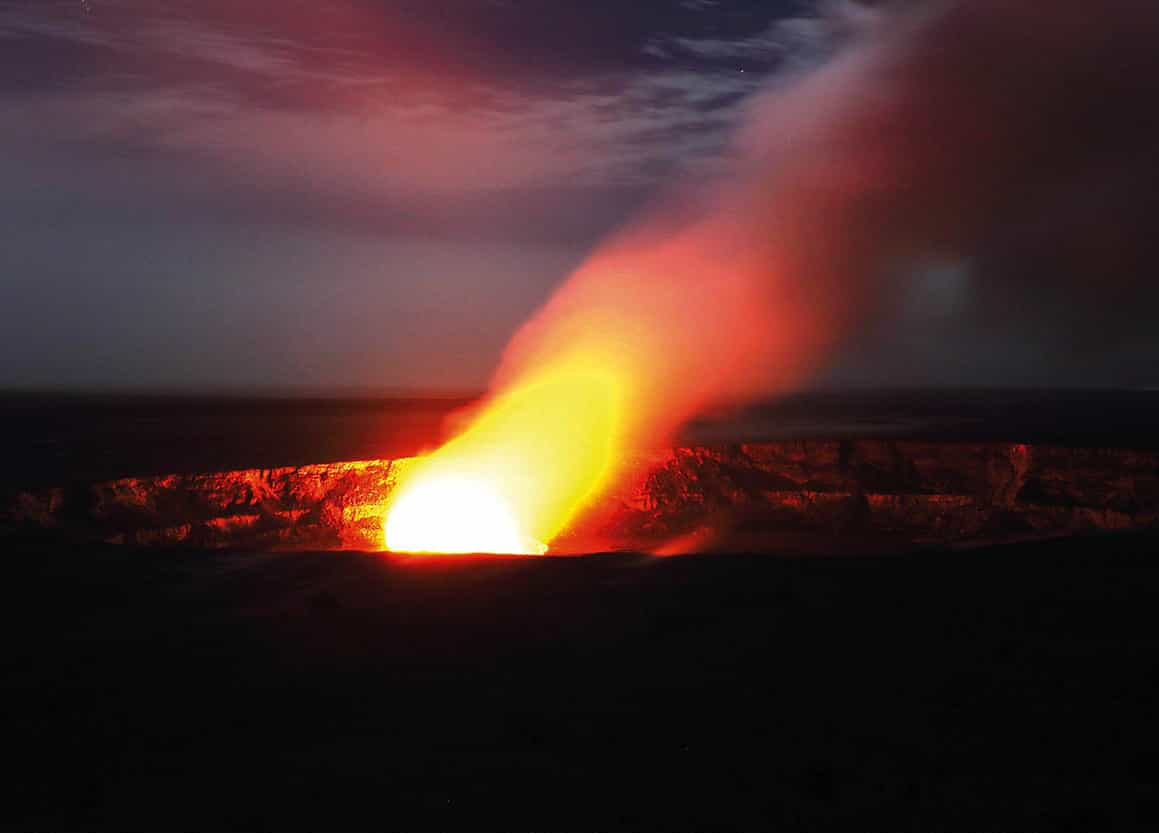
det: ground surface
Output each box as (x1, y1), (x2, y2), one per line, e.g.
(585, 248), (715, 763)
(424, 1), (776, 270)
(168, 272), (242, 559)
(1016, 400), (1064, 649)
(6, 389), (1159, 827)
(7, 534), (1159, 828)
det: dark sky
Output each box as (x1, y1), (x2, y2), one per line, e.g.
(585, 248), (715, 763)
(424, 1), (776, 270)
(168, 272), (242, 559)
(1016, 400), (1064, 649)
(1, 0), (819, 391)
(2, 0), (1157, 392)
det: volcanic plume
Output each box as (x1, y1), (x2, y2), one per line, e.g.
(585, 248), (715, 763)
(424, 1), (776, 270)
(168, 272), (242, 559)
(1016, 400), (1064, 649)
(385, 0), (1159, 554)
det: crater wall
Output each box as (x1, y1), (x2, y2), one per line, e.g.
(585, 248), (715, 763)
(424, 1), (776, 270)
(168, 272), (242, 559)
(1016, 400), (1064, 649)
(4, 441), (1158, 551)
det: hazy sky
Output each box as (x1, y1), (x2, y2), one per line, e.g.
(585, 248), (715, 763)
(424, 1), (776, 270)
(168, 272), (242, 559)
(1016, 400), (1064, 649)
(3, 0), (1157, 392)
(1, 0), (814, 391)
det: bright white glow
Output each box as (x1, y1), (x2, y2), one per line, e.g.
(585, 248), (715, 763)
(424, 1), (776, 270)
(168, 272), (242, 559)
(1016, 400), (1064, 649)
(384, 475), (547, 555)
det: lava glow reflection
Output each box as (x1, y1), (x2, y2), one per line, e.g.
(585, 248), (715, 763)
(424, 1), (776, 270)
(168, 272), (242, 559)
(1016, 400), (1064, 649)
(383, 360), (621, 555)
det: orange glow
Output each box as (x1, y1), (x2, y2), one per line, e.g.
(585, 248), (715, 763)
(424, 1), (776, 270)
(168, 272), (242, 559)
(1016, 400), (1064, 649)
(383, 357), (622, 554)
(383, 214), (785, 556)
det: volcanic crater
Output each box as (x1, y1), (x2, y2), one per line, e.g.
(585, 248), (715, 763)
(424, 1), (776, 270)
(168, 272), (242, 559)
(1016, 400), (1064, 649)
(6, 439), (1158, 554)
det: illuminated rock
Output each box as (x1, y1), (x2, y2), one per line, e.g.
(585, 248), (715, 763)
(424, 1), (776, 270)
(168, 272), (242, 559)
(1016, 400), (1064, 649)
(2, 442), (1158, 552)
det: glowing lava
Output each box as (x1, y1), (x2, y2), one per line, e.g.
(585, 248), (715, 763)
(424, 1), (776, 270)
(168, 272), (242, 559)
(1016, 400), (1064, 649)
(382, 217), (778, 556)
(383, 358), (622, 555)
(384, 475), (546, 555)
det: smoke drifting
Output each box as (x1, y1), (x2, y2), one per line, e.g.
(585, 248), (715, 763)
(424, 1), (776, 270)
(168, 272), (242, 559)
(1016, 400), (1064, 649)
(488, 0), (1159, 452)
(738, 0), (1159, 380)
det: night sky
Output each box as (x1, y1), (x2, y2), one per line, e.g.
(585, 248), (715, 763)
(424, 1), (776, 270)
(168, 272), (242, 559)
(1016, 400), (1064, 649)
(3, 0), (1158, 392)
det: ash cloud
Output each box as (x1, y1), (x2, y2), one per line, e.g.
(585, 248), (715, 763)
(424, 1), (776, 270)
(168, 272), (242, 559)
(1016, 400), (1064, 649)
(738, 0), (1159, 388)
(490, 0), (1159, 449)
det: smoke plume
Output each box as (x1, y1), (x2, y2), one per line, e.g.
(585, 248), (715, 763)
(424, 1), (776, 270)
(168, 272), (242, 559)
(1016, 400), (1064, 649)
(486, 0), (1159, 449)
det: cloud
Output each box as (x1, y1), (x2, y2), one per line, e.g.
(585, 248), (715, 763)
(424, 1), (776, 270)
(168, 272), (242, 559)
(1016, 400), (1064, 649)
(644, 0), (881, 71)
(0, 0), (807, 389)
(0, 0), (789, 251)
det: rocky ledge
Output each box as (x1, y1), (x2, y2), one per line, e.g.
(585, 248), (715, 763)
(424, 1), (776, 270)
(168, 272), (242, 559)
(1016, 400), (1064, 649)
(3, 441), (1158, 552)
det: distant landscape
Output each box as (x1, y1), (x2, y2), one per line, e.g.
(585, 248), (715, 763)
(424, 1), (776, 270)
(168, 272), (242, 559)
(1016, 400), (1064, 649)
(5, 387), (1159, 490)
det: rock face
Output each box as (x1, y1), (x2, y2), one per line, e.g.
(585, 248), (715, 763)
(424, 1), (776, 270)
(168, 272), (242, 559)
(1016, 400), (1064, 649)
(3, 441), (1158, 551)
(2, 460), (399, 550)
(568, 442), (1159, 550)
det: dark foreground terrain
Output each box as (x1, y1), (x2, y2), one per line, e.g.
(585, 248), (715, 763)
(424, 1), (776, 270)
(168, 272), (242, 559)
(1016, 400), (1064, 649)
(5, 388), (1159, 827)
(7, 534), (1159, 828)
